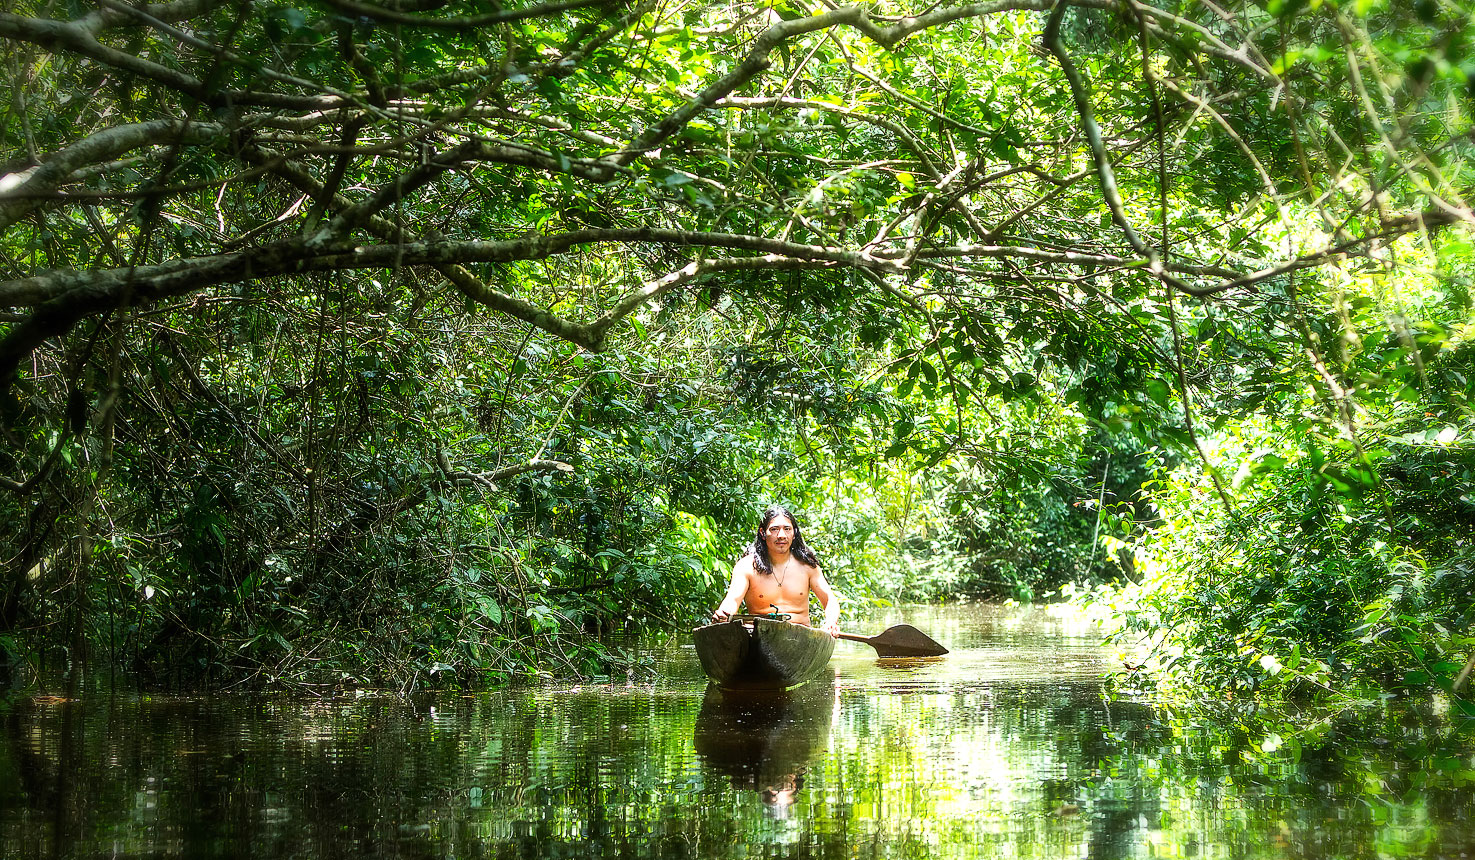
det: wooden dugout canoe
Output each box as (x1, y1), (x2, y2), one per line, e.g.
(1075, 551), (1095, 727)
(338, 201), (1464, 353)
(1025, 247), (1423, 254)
(692, 616), (836, 691)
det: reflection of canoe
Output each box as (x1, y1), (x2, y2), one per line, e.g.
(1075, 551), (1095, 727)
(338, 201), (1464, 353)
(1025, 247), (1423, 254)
(692, 617), (836, 691)
(693, 677), (835, 798)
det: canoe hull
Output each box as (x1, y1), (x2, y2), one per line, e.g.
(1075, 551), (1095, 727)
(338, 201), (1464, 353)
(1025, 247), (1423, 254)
(693, 617), (836, 691)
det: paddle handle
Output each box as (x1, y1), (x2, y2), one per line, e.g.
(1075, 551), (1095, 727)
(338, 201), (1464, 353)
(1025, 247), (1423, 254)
(834, 632), (871, 645)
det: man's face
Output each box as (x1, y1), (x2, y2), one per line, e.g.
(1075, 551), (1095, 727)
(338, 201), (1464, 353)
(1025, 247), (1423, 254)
(763, 516), (795, 555)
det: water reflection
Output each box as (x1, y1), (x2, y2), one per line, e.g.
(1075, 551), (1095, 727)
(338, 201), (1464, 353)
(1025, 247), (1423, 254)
(2, 605), (1475, 859)
(693, 676), (836, 817)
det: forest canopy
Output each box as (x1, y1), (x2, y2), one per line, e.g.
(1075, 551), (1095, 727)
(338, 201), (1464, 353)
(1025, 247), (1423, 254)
(1, 0), (1471, 692)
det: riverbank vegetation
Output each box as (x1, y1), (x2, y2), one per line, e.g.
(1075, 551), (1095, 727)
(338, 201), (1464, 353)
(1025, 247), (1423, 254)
(1, 0), (1470, 694)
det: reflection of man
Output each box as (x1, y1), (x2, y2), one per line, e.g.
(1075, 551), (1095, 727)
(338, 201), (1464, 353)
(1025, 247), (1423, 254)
(693, 678), (836, 822)
(761, 773), (803, 816)
(711, 505), (840, 637)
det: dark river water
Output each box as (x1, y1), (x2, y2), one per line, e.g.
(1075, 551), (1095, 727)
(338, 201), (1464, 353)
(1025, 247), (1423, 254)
(3, 603), (1475, 858)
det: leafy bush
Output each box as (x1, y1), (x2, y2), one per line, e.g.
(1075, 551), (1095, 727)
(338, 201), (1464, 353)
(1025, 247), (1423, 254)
(1093, 423), (1475, 697)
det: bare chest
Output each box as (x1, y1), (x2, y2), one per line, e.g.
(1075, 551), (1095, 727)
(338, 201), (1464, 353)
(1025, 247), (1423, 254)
(744, 561), (811, 607)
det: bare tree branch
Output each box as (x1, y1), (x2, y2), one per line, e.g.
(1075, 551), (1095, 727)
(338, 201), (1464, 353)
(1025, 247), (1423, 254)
(0, 10), (337, 110)
(437, 449), (575, 489)
(1043, 0), (1191, 294)
(76, 0), (220, 34)
(0, 120), (229, 230)
(320, 0), (614, 28)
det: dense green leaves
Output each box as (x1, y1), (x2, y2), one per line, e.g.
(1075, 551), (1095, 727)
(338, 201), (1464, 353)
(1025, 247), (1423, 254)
(0, 0), (1471, 691)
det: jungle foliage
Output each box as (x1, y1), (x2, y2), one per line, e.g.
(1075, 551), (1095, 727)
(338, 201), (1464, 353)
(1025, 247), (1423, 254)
(0, 0), (1471, 692)
(1090, 232), (1475, 698)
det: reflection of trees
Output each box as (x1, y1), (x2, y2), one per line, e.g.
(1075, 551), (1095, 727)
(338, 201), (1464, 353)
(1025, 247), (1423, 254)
(2, 700), (79, 849)
(2, 685), (1475, 857)
(821, 681), (1168, 856)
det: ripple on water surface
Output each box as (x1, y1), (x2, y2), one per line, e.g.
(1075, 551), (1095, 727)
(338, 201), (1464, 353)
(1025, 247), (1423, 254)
(3, 603), (1475, 859)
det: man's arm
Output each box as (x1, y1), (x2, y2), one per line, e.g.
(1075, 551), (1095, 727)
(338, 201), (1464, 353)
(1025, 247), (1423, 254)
(810, 567), (840, 637)
(711, 556), (752, 622)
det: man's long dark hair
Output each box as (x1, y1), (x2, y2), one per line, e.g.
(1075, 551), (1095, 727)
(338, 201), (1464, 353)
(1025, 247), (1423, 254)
(747, 504), (821, 576)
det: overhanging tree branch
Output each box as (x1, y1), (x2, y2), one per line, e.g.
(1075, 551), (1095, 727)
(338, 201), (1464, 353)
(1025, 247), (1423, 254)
(75, 0), (219, 34)
(605, 1), (1070, 168)
(437, 449), (575, 489)
(320, 0), (614, 28)
(0, 10), (342, 111)
(0, 228), (907, 307)
(1043, 0), (1194, 294)
(0, 120), (230, 230)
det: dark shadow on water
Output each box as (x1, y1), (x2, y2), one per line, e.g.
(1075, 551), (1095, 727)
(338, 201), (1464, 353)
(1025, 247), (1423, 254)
(871, 656), (946, 671)
(693, 673), (835, 817)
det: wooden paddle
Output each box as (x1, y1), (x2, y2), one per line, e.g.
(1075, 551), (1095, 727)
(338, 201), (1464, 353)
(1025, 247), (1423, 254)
(836, 624), (949, 658)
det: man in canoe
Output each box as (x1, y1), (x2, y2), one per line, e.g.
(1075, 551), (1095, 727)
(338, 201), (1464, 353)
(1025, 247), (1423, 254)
(711, 505), (840, 637)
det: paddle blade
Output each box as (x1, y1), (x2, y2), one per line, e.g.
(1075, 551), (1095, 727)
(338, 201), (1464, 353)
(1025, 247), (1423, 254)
(866, 624), (949, 658)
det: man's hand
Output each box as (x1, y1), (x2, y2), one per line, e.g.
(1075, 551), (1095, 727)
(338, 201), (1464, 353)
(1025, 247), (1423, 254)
(711, 607), (732, 623)
(821, 621), (840, 638)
